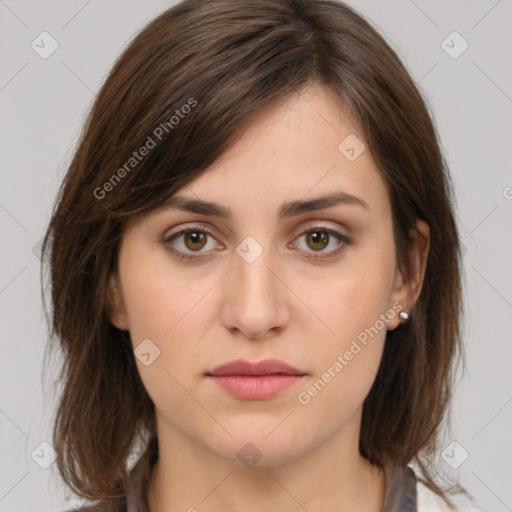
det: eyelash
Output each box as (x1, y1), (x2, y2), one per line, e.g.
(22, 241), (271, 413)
(162, 225), (350, 262)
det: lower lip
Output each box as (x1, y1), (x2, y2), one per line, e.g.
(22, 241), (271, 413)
(208, 375), (304, 400)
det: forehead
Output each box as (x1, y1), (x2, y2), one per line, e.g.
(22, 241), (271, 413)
(178, 85), (389, 218)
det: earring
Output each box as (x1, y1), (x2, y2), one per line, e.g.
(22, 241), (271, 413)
(399, 310), (409, 323)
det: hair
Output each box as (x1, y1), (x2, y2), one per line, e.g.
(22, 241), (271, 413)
(41, 0), (466, 510)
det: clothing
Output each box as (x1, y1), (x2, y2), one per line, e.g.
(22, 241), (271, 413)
(66, 457), (484, 512)
(416, 482), (486, 512)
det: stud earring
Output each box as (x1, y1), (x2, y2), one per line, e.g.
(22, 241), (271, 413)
(399, 310), (409, 323)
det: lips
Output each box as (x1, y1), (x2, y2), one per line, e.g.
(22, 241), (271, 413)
(206, 359), (306, 400)
(207, 358), (305, 377)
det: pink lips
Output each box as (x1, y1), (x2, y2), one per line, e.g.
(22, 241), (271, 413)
(206, 359), (306, 400)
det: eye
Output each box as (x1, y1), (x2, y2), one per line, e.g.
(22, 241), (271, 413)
(292, 226), (350, 260)
(163, 226), (221, 261)
(162, 225), (350, 262)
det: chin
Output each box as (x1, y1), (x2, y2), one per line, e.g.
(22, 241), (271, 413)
(210, 428), (310, 468)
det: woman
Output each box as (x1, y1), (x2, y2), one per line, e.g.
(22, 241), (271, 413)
(42, 1), (483, 510)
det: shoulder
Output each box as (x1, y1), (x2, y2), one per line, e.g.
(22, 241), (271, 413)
(416, 482), (486, 512)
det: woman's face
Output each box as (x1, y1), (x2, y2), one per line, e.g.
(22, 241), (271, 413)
(108, 84), (425, 467)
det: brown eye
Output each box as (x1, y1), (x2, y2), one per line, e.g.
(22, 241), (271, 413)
(163, 226), (219, 261)
(163, 225), (350, 263)
(305, 230), (330, 251)
(183, 231), (207, 251)
(293, 226), (350, 261)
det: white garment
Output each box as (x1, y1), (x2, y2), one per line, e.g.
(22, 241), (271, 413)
(416, 482), (486, 512)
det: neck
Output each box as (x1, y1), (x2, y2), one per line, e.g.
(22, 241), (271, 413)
(147, 412), (385, 512)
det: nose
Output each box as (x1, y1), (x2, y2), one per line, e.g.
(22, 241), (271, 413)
(220, 240), (290, 340)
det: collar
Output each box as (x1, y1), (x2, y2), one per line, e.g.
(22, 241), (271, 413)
(382, 464), (417, 512)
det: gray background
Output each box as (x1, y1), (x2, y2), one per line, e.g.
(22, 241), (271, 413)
(0, 1), (511, 511)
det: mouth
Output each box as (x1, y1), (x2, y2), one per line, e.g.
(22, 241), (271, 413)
(206, 359), (307, 400)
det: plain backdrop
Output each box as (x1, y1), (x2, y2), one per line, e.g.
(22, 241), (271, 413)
(0, 1), (511, 511)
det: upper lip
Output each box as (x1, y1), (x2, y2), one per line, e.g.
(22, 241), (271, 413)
(207, 358), (306, 377)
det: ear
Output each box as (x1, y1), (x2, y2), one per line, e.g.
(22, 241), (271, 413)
(105, 271), (130, 330)
(387, 219), (430, 331)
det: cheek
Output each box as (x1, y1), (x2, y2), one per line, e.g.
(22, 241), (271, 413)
(119, 247), (214, 375)
(294, 276), (389, 423)
(118, 240), (195, 341)
(123, 272), (175, 341)
(309, 244), (395, 347)
(295, 239), (395, 398)
(119, 255), (208, 419)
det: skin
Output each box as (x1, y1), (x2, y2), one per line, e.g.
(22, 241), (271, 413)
(107, 83), (430, 512)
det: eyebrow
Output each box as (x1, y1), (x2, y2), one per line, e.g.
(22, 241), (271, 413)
(161, 191), (370, 221)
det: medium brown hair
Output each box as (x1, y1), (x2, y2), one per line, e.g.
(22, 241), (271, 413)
(42, 0), (465, 509)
